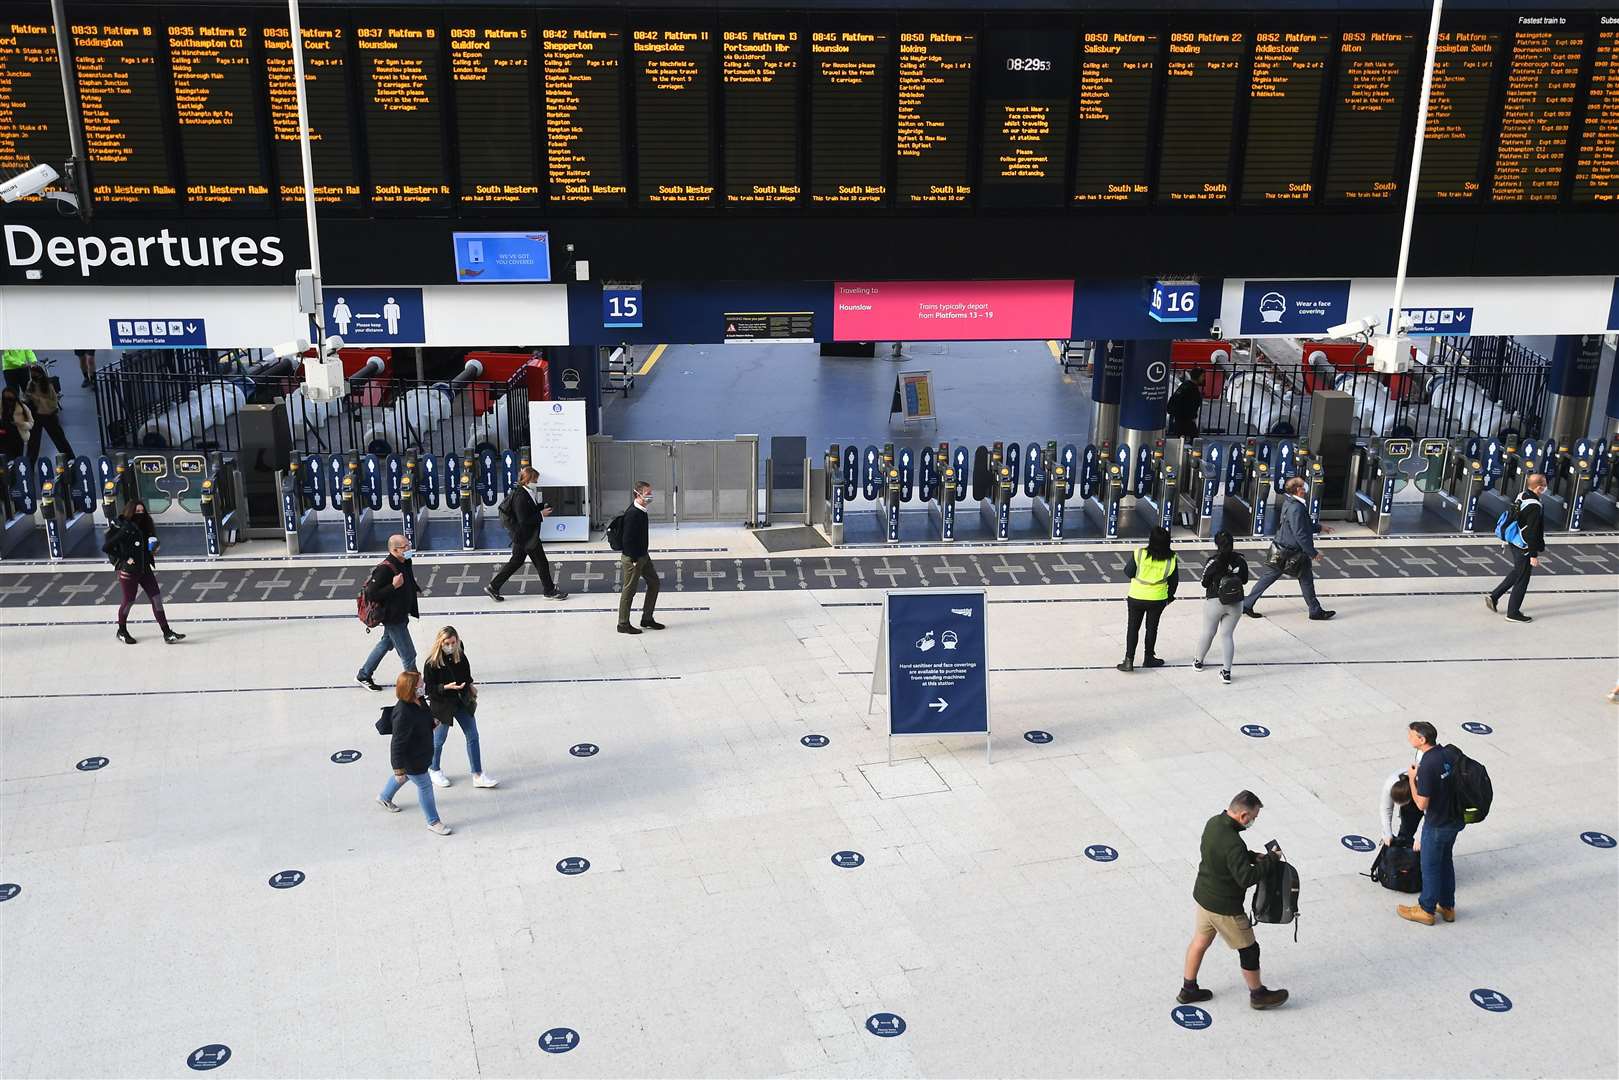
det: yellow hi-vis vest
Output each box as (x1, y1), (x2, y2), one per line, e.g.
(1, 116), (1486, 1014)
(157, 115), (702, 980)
(1128, 549), (1176, 602)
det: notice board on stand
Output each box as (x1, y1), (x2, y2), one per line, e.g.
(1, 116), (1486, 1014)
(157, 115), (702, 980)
(529, 399), (589, 541)
(871, 588), (991, 762)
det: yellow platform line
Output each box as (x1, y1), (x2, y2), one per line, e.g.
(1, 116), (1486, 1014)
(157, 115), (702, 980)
(635, 343), (667, 377)
(1046, 339), (1060, 359)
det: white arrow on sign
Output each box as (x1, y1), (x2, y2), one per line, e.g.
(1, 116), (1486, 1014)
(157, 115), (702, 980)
(184, 323), (197, 332)
(928, 698), (948, 712)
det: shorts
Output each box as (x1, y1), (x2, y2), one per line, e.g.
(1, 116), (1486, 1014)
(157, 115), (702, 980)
(1193, 903), (1256, 949)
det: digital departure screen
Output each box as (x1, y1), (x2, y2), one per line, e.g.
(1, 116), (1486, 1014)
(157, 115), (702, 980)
(356, 21), (450, 208)
(979, 29), (1074, 208)
(541, 27), (627, 205)
(1490, 21), (1586, 203)
(1158, 30), (1245, 203)
(72, 22), (176, 204)
(167, 23), (268, 207)
(809, 30), (888, 204)
(450, 20), (538, 206)
(896, 31), (976, 204)
(263, 22), (361, 207)
(633, 28), (715, 204)
(0, 19), (71, 195)
(1241, 30), (1329, 203)
(1072, 30), (1158, 204)
(1417, 30), (1502, 200)
(1324, 30), (1416, 203)
(723, 29), (801, 205)
(1573, 25), (1619, 202)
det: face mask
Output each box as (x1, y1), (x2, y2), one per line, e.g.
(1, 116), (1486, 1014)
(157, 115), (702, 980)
(526, 483), (542, 496)
(640, 493), (654, 506)
(400, 548), (414, 560)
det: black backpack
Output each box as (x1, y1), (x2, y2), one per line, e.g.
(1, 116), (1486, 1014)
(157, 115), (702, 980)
(1366, 839), (1422, 893)
(1250, 855), (1300, 941)
(1445, 744), (1494, 824)
(497, 488), (520, 535)
(605, 512), (626, 552)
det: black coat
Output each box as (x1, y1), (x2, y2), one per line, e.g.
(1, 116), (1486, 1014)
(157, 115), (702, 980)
(505, 487), (546, 549)
(388, 701), (436, 774)
(423, 653), (475, 724)
(1200, 550), (1250, 599)
(1167, 380), (1203, 437)
(1512, 493), (1547, 555)
(365, 554), (421, 624)
(103, 515), (159, 576)
(621, 502), (650, 561)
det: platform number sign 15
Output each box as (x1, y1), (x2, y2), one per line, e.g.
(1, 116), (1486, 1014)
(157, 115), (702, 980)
(1149, 280), (1200, 324)
(603, 286), (643, 329)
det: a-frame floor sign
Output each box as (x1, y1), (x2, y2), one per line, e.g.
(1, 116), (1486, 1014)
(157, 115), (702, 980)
(869, 588), (991, 764)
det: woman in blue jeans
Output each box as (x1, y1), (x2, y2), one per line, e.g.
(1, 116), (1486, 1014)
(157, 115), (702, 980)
(423, 626), (498, 790)
(377, 671), (452, 835)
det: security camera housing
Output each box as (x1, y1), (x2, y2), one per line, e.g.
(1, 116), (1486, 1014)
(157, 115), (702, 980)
(0, 163), (61, 204)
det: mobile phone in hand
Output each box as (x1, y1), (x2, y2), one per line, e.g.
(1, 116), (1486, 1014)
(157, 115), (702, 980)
(1265, 839), (1281, 855)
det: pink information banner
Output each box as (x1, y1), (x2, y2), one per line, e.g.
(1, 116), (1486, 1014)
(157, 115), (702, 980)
(832, 280), (1075, 341)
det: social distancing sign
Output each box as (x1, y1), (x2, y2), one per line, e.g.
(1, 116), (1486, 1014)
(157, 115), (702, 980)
(871, 588), (991, 762)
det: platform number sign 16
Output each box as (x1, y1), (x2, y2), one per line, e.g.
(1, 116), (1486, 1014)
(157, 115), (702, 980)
(603, 286), (643, 329)
(1149, 280), (1200, 324)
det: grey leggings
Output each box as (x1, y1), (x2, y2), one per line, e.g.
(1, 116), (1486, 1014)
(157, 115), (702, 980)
(1196, 597), (1240, 670)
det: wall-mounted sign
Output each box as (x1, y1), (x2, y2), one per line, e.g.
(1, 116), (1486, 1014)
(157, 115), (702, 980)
(724, 311), (814, 343)
(452, 231), (551, 282)
(1149, 280), (1200, 323)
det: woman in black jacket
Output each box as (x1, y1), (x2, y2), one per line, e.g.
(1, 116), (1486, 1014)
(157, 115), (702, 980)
(423, 626), (497, 789)
(103, 500), (184, 645)
(1194, 530), (1249, 683)
(377, 671), (452, 835)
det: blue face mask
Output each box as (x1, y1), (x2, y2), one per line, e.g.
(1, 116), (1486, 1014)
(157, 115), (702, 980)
(400, 548), (415, 560)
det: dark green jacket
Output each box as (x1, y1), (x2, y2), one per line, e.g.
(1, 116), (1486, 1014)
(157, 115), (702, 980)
(1193, 811), (1268, 916)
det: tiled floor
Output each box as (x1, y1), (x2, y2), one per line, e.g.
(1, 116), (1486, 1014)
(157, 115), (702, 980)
(1, 534), (1616, 1078)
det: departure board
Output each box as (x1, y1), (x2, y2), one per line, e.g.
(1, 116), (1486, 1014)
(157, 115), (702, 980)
(0, 20), (71, 193)
(723, 30), (801, 204)
(633, 28), (715, 204)
(1417, 30), (1501, 200)
(1241, 31), (1329, 203)
(167, 23), (268, 207)
(809, 30), (888, 204)
(1324, 30), (1416, 202)
(1573, 25), (1619, 202)
(979, 29), (1074, 208)
(1490, 21), (1586, 203)
(542, 28), (626, 204)
(72, 22), (176, 204)
(263, 22), (361, 206)
(450, 21), (538, 206)
(1157, 31), (1245, 203)
(896, 31), (976, 204)
(1072, 30), (1158, 204)
(356, 22), (450, 207)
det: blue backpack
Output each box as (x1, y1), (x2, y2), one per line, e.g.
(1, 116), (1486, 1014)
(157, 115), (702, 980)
(1494, 507), (1527, 549)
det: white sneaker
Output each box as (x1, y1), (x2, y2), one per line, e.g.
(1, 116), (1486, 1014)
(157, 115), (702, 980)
(427, 821), (452, 835)
(473, 774), (499, 789)
(429, 769), (450, 787)
(376, 797), (401, 813)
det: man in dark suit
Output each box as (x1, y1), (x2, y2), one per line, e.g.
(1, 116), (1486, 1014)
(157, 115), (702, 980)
(1243, 476), (1335, 621)
(486, 466), (568, 602)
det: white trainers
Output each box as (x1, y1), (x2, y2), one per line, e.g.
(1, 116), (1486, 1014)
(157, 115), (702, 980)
(427, 821), (452, 835)
(376, 797), (401, 813)
(473, 774), (499, 789)
(429, 769), (450, 788)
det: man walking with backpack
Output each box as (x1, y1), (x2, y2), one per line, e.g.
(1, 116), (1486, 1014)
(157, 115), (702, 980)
(486, 467), (568, 602)
(1179, 790), (1289, 1010)
(1243, 476), (1335, 622)
(1398, 721), (1463, 926)
(1486, 472), (1546, 623)
(613, 481), (663, 635)
(358, 534), (423, 690)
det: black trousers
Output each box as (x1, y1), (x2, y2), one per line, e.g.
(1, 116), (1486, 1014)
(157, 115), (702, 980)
(490, 538), (555, 594)
(1489, 548), (1534, 615)
(1125, 597), (1168, 662)
(25, 412), (73, 459)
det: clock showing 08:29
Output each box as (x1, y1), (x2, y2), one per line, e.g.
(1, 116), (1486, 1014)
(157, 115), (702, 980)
(1005, 56), (1053, 71)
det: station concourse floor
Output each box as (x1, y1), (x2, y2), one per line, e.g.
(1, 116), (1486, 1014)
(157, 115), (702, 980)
(2, 529), (1617, 1079)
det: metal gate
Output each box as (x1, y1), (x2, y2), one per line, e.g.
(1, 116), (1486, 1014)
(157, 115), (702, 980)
(589, 435), (758, 527)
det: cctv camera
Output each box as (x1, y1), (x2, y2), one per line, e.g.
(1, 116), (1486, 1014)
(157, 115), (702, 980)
(1326, 316), (1378, 339)
(323, 334), (345, 353)
(273, 338), (311, 360)
(1208, 321), (1223, 340)
(0, 163), (61, 204)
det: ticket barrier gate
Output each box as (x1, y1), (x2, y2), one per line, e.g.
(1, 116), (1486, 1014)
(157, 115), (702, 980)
(976, 442), (1017, 541)
(337, 452), (380, 554)
(98, 453), (139, 524)
(925, 443), (968, 541)
(1219, 439), (1277, 538)
(1418, 437), (1487, 531)
(1351, 438), (1419, 535)
(197, 452), (244, 557)
(38, 454), (98, 560)
(1132, 439), (1181, 533)
(1559, 440), (1600, 532)
(1578, 436), (1619, 527)
(396, 451), (433, 549)
(1030, 442), (1078, 540)
(0, 455), (38, 559)
(1473, 435), (1524, 529)
(277, 456), (322, 555)
(821, 444), (857, 545)
(1182, 441), (1224, 538)
(1536, 440), (1579, 530)
(1082, 442), (1130, 538)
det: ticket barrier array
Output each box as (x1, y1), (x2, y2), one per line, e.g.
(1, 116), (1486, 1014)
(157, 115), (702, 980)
(1474, 435), (1540, 532)
(276, 446), (531, 555)
(1179, 438), (1294, 539)
(1577, 436), (1619, 527)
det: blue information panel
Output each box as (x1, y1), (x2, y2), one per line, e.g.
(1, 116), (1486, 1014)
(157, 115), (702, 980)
(1391, 306), (1474, 335)
(323, 287), (425, 345)
(451, 231), (552, 283)
(603, 286), (644, 328)
(109, 317), (206, 348)
(877, 589), (989, 740)
(1239, 279), (1351, 335)
(1149, 280), (1200, 323)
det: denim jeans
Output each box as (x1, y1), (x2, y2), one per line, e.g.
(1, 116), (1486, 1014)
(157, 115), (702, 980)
(359, 621), (417, 680)
(431, 710), (481, 774)
(1418, 819), (1464, 914)
(380, 771), (440, 824)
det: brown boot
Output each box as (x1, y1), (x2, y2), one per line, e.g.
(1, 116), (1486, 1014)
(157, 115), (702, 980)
(1438, 906), (1456, 923)
(1397, 904), (1435, 925)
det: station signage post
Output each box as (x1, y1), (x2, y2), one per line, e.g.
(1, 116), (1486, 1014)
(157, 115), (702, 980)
(870, 588), (991, 763)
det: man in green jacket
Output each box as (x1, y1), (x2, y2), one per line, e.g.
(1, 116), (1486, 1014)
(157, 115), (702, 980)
(2, 347), (38, 392)
(1180, 790), (1290, 1009)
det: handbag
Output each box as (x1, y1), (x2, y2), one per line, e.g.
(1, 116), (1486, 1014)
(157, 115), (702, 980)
(1264, 543), (1293, 573)
(375, 706), (394, 735)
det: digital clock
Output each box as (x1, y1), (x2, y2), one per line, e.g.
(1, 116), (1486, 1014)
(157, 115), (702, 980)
(1006, 57), (1052, 72)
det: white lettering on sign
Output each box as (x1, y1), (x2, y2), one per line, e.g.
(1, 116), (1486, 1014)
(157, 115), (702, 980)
(4, 224), (284, 279)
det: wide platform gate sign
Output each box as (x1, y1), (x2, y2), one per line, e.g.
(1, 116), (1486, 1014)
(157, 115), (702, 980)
(871, 589), (991, 761)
